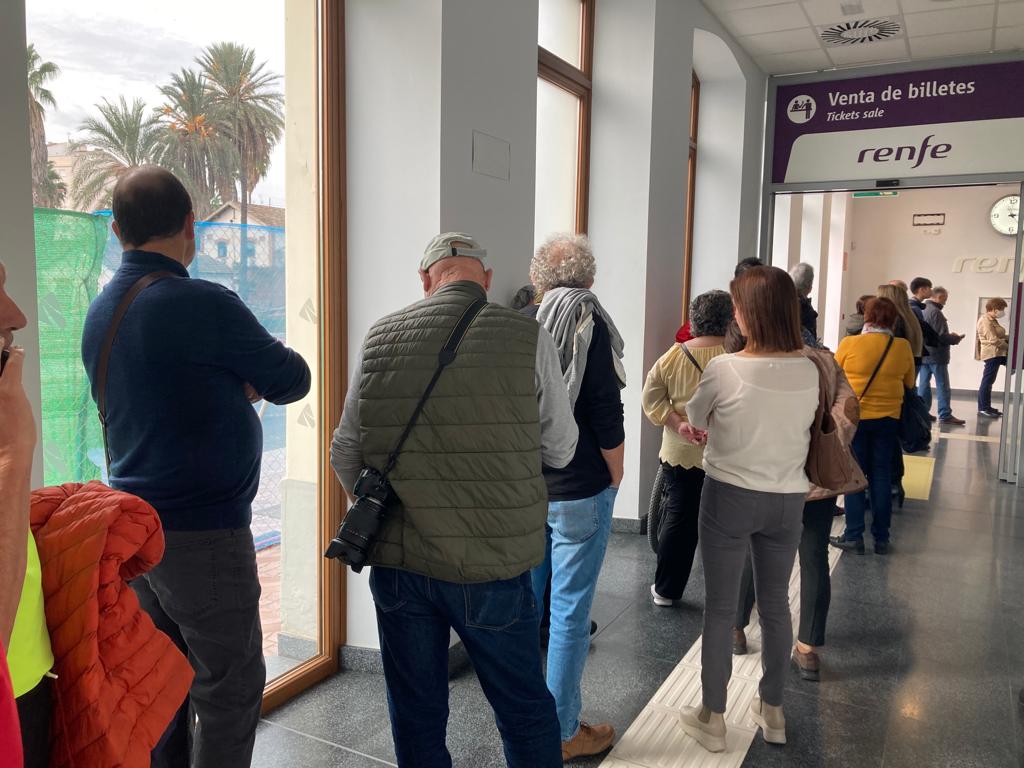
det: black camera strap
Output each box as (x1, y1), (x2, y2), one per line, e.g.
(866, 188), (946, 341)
(381, 298), (488, 478)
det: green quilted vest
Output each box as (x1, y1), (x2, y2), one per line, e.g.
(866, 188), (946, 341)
(359, 281), (548, 583)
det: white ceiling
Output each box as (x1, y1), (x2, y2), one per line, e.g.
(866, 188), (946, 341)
(702, 0), (1024, 75)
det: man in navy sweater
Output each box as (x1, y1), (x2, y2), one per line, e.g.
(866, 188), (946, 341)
(82, 167), (310, 768)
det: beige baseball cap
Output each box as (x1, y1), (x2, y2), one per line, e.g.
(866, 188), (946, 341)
(421, 232), (488, 272)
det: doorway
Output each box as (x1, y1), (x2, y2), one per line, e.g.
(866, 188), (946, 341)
(768, 183), (1023, 486)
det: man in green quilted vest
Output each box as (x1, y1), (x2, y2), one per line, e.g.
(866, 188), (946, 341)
(331, 232), (579, 768)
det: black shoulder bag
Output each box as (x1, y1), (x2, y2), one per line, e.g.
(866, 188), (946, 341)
(680, 343), (704, 375)
(325, 299), (488, 571)
(96, 270), (180, 473)
(858, 335), (894, 401)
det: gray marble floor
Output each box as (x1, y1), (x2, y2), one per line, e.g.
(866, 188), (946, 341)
(254, 397), (1024, 768)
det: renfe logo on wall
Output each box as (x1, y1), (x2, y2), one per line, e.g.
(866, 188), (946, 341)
(772, 61), (1024, 184)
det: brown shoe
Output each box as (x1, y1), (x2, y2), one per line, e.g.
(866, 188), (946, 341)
(561, 721), (615, 761)
(732, 628), (747, 655)
(792, 647), (820, 681)
(940, 416), (966, 425)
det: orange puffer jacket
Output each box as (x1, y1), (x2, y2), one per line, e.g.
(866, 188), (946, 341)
(30, 482), (194, 768)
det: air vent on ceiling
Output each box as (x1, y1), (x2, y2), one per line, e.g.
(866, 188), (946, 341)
(820, 18), (902, 45)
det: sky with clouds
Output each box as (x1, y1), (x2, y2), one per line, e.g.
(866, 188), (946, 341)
(26, 0), (288, 206)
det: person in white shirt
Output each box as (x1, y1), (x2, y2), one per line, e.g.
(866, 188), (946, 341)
(676, 265), (818, 753)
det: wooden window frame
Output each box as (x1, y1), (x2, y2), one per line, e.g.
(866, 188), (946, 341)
(537, 0), (595, 234)
(682, 72), (699, 321)
(262, 0), (347, 713)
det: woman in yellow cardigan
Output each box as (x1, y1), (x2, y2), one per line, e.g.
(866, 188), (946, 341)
(830, 297), (915, 555)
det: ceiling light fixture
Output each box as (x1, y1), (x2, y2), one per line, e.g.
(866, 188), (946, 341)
(820, 18), (902, 45)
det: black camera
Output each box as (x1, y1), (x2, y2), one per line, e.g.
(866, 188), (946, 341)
(324, 467), (396, 571)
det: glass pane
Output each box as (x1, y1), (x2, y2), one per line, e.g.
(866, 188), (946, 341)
(535, 78), (580, 248)
(26, 0), (323, 684)
(539, 0), (582, 67)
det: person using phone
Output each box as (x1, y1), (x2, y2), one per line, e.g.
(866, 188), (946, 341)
(0, 260), (54, 768)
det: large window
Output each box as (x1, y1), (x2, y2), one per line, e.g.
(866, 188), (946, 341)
(24, 0), (345, 709)
(683, 71), (700, 319)
(535, 0), (594, 246)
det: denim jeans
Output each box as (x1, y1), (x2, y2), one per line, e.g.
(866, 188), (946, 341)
(370, 567), (561, 768)
(918, 362), (952, 419)
(134, 528), (265, 768)
(531, 486), (617, 741)
(979, 356), (1007, 411)
(843, 417), (900, 543)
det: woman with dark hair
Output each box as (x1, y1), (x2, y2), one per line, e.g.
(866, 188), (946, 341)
(831, 297), (916, 555)
(845, 295), (873, 337)
(976, 297), (1008, 418)
(643, 290), (732, 607)
(676, 266), (818, 751)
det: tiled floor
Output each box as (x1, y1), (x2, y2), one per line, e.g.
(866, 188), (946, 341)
(254, 396), (1024, 767)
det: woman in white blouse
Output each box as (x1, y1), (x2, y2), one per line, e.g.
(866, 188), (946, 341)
(677, 266), (819, 752)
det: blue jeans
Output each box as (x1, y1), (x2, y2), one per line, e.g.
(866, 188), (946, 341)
(370, 567), (561, 768)
(979, 356), (1006, 411)
(531, 486), (617, 741)
(918, 362), (952, 419)
(843, 417), (900, 543)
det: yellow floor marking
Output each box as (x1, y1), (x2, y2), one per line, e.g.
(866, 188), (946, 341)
(902, 455), (935, 501)
(933, 431), (1000, 444)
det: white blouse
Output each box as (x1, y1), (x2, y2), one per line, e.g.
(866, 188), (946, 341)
(686, 354), (819, 494)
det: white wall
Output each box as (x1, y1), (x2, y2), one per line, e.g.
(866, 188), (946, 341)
(591, 0), (767, 520)
(846, 184), (1020, 392)
(1, 2), (44, 487)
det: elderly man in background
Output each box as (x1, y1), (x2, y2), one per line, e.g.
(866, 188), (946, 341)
(919, 286), (965, 425)
(790, 263), (818, 339)
(331, 232), (578, 768)
(522, 233), (625, 761)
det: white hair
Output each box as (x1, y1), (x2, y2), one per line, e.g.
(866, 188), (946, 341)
(789, 262), (815, 296)
(530, 233), (596, 293)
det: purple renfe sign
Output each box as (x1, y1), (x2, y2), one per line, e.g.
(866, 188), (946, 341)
(772, 60), (1024, 185)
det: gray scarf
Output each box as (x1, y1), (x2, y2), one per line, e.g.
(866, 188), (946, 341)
(536, 287), (626, 409)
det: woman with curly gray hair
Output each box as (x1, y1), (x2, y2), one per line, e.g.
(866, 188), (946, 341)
(642, 290), (732, 607)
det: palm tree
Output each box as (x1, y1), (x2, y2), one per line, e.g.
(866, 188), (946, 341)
(27, 44), (60, 207)
(37, 161), (67, 208)
(198, 42), (283, 296)
(154, 68), (236, 218)
(71, 96), (160, 210)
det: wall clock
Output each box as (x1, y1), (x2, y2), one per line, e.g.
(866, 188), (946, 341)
(990, 194), (1019, 236)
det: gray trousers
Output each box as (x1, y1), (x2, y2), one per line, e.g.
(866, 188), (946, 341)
(133, 527), (266, 768)
(698, 477), (803, 713)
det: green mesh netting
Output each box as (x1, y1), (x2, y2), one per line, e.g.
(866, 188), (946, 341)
(34, 208), (108, 486)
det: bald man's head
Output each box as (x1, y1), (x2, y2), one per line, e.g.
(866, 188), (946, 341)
(112, 166), (194, 253)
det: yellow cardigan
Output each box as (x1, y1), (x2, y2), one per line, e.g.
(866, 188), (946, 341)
(835, 333), (916, 420)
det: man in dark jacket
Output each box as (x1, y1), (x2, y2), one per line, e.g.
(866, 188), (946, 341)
(918, 285), (965, 425)
(523, 234), (625, 762)
(82, 167), (311, 767)
(909, 277), (941, 353)
(330, 232), (578, 768)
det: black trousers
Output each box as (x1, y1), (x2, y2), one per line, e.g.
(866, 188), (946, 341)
(735, 497), (835, 647)
(16, 675), (52, 768)
(654, 464), (706, 600)
(979, 356), (1007, 411)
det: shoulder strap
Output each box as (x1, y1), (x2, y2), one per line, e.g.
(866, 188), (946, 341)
(381, 299), (487, 478)
(680, 343), (704, 375)
(858, 335), (894, 401)
(97, 270), (179, 470)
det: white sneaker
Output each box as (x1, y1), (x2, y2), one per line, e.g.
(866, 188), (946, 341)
(650, 584), (673, 607)
(677, 705), (726, 753)
(750, 696), (787, 745)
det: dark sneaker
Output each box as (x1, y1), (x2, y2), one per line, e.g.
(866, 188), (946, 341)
(940, 416), (966, 425)
(874, 541), (890, 555)
(928, 414), (937, 422)
(830, 535), (865, 554)
(792, 647), (820, 682)
(732, 628), (748, 655)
